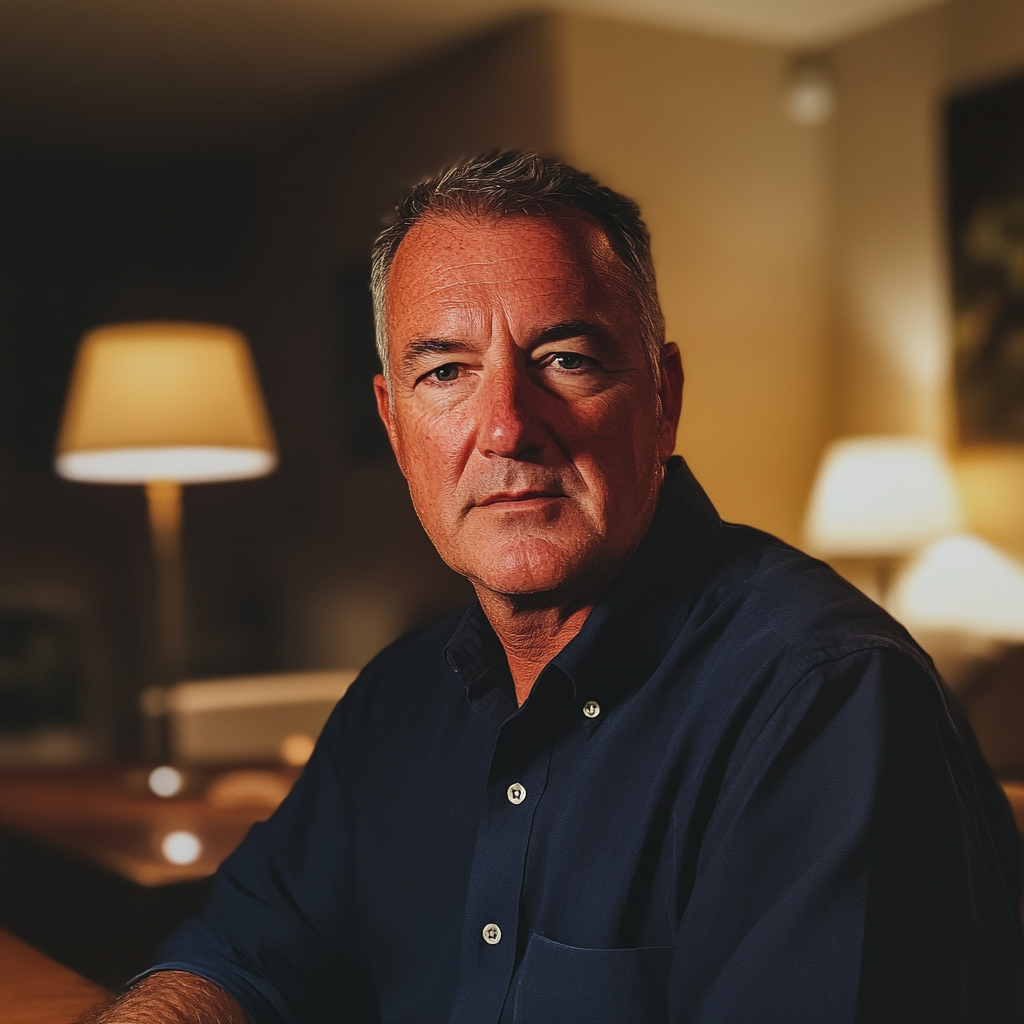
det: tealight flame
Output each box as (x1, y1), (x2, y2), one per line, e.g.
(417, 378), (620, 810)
(161, 830), (202, 865)
(148, 765), (184, 798)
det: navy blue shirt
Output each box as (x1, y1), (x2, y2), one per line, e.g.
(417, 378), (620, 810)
(154, 458), (1023, 1022)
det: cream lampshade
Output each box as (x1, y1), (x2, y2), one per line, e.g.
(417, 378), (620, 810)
(55, 322), (277, 765)
(804, 436), (963, 558)
(55, 322), (276, 483)
(889, 534), (1024, 642)
(888, 533), (1024, 689)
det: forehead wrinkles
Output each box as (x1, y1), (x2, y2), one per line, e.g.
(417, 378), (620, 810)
(401, 262), (585, 305)
(388, 212), (624, 308)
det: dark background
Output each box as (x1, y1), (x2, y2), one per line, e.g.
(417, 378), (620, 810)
(0, 18), (556, 756)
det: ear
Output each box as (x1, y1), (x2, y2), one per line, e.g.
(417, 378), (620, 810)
(656, 343), (684, 462)
(373, 373), (405, 476)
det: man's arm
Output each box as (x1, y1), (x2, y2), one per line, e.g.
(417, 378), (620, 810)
(672, 645), (1023, 1022)
(77, 971), (251, 1024)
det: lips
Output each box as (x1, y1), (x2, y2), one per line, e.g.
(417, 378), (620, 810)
(476, 490), (564, 507)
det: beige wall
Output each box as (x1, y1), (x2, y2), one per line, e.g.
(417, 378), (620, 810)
(553, 1), (1024, 553)
(830, 0), (1024, 556)
(554, 16), (833, 545)
(261, 2), (1024, 674)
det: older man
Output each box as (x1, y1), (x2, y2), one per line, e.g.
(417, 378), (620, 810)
(88, 152), (1022, 1023)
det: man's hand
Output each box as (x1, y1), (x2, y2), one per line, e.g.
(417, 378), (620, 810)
(76, 970), (251, 1024)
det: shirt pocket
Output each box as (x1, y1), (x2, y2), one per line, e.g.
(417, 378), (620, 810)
(511, 933), (673, 1024)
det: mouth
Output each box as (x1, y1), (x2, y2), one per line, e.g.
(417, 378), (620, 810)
(475, 490), (565, 509)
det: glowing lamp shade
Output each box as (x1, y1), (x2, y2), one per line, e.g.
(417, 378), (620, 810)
(55, 322), (276, 484)
(804, 437), (963, 557)
(889, 534), (1024, 641)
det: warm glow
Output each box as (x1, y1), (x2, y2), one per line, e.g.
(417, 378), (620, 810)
(161, 830), (202, 865)
(280, 733), (316, 767)
(57, 446), (275, 484)
(889, 533), (1024, 641)
(804, 436), (963, 556)
(148, 764), (184, 798)
(785, 64), (835, 125)
(205, 770), (292, 810)
(55, 322), (277, 484)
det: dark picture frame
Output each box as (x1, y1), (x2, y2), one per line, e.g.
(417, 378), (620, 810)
(945, 70), (1024, 444)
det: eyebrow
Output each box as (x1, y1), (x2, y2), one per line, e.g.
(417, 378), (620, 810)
(401, 338), (470, 374)
(534, 320), (615, 351)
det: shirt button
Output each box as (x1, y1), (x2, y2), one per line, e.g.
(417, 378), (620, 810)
(583, 700), (601, 718)
(482, 923), (502, 945)
(507, 782), (527, 805)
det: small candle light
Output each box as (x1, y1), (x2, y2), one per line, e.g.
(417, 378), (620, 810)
(148, 765), (184, 798)
(161, 830), (202, 865)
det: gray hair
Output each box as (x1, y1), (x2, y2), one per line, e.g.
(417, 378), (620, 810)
(370, 150), (666, 383)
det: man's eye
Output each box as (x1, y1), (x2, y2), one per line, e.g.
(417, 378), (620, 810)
(550, 353), (588, 370)
(430, 364), (460, 382)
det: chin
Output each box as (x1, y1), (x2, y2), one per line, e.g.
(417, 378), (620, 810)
(465, 538), (596, 598)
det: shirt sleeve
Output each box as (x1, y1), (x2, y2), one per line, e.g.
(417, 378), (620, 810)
(149, 691), (377, 1024)
(670, 645), (1023, 1024)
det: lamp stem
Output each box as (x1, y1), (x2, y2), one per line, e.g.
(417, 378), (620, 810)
(145, 480), (187, 762)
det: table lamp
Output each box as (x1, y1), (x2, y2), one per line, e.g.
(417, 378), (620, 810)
(803, 436), (964, 602)
(889, 534), (1024, 642)
(55, 322), (277, 760)
(888, 533), (1024, 689)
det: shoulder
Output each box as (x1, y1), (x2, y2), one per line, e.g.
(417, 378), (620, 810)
(701, 522), (930, 678)
(321, 606), (471, 741)
(360, 607), (468, 681)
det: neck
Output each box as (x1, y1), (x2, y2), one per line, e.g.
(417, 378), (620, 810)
(475, 589), (594, 705)
(472, 467), (670, 704)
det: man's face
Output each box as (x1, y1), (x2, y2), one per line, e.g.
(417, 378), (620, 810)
(374, 210), (682, 602)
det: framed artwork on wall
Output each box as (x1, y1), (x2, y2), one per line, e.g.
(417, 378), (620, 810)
(945, 70), (1024, 444)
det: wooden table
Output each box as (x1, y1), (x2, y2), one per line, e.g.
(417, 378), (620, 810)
(2, 767), (1021, 994)
(1001, 780), (1024, 833)
(0, 927), (106, 1024)
(0, 765), (297, 987)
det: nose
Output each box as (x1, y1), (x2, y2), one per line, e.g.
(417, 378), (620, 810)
(476, 359), (543, 462)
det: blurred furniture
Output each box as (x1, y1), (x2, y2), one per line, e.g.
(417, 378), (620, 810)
(0, 927), (106, 1024)
(959, 644), (1024, 918)
(1000, 780), (1024, 834)
(55, 322), (278, 758)
(0, 611), (90, 767)
(0, 764), (297, 987)
(962, 646), (1024, 778)
(163, 670), (357, 764)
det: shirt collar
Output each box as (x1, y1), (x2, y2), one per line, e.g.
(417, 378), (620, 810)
(445, 456), (722, 728)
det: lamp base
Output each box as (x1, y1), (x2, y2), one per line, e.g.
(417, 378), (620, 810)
(145, 481), (187, 764)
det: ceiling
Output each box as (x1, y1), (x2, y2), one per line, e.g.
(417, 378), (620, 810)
(0, 0), (949, 149)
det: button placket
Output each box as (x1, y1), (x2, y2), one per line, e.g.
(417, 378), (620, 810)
(448, 735), (555, 1024)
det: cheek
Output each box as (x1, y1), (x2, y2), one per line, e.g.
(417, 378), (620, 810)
(563, 401), (663, 528)
(565, 393), (659, 471)
(394, 405), (473, 503)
